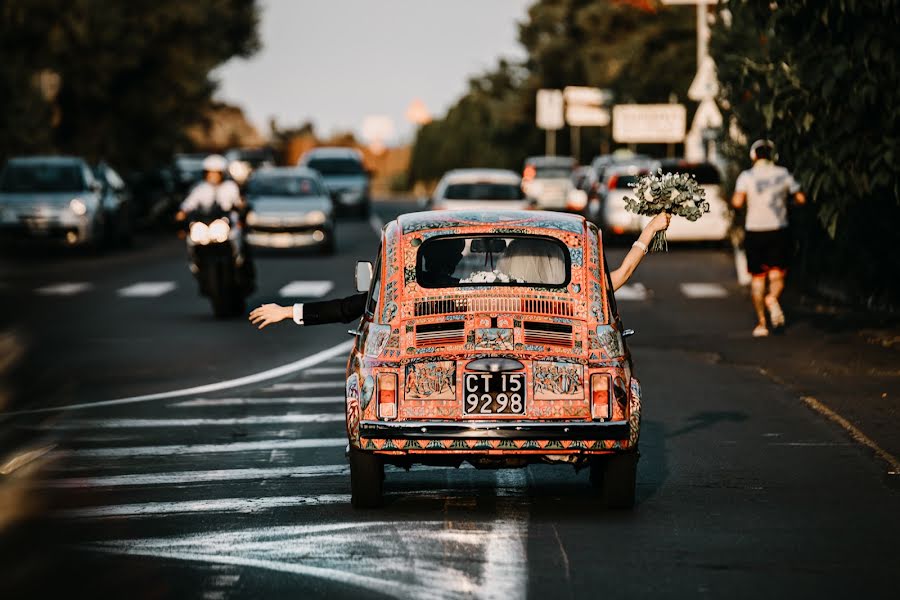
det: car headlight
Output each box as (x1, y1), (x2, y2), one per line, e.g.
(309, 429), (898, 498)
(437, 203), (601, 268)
(70, 198), (87, 216)
(208, 218), (230, 243)
(306, 210), (326, 225)
(189, 222), (210, 244)
(246, 210), (258, 226)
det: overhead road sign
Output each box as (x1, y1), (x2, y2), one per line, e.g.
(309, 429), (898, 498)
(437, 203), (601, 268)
(612, 104), (686, 143)
(536, 89), (564, 130)
(565, 105), (611, 127)
(563, 86), (613, 107)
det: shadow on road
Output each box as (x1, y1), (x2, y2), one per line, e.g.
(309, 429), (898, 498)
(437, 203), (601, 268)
(666, 410), (748, 438)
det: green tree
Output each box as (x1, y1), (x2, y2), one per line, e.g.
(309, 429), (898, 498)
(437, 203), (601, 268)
(409, 0), (696, 183)
(0, 0), (260, 170)
(712, 0), (900, 303)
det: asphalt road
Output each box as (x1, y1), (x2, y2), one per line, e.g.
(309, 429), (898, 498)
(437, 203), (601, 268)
(0, 201), (897, 599)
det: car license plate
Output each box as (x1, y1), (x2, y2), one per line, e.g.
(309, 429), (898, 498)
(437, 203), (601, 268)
(463, 372), (525, 416)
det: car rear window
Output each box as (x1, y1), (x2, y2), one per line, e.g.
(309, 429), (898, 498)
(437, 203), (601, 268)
(416, 235), (569, 288)
(246, 175), (321, 197)
(305, 158), (364, 176)
(0, 164), (86, 193)
(662, 163), (721, 184)
(534, 167), (572, 179)
(443, 183), (525, 201)
(611, 174), (643, 189)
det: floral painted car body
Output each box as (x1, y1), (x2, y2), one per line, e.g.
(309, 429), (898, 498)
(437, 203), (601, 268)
(346, 210), (642, 508)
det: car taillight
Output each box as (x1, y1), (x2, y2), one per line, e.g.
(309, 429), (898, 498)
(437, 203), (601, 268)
(523, 165), (536, 181)
(606, 175), (619, 190)
(377, 373), (398, 420)
(590, 374), (611, 420)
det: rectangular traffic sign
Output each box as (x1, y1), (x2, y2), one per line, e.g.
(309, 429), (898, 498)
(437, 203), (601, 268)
(612, 104), (686, 143)
(536, 89), (564, 130)
(565, 105), (611, 127)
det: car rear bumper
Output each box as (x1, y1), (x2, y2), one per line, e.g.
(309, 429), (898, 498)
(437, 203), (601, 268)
(359, 420), (629, 441)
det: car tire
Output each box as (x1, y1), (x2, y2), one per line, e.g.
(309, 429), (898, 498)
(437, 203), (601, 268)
(349, 447), (383, 509)
(598, 452), (638, 509)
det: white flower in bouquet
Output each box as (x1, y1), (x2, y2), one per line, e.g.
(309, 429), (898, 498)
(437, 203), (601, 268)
(623, 169), (710, 251)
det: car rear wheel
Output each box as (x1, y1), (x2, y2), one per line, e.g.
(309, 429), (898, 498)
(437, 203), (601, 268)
(591, 452), (638, 509)
(349, 447), (383, 509)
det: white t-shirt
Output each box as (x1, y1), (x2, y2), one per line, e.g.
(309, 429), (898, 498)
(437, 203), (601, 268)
(735, 160), (800, 231)
(180, 180), (242, 213)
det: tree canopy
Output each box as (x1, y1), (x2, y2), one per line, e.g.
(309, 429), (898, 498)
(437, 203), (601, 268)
(409, 0), (696, 184)
(0, 0), (260, 170)
(712, 0), (900, 303)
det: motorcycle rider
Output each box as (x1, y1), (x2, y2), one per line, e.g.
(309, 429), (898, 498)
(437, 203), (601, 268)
(180, 154), (254, 288)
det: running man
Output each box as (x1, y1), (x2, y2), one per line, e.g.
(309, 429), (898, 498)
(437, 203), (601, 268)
(732, 139), (807, 337)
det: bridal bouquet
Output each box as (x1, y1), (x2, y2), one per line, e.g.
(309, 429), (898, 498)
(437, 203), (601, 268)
(623, 169), (709, 251)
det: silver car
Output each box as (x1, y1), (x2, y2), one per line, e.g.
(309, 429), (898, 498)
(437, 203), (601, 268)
(245, 167), (336, 253)
(0, 156), (106, 247)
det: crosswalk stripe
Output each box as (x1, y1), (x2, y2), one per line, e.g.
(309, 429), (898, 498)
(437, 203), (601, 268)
(278, 280), (334, 298)
(55, 437), (347, 458)
(36, 282), (92, 296)
(262, 382), (344, 392)
(55, 494), (352, 519)
(49, 413), (344, 430)
(44, 464), (351, 488)
(303, 367), (347, 376)
(615, 283), (648, 301)
(118, 281), (176, 297)
(171, 396), (344, 408)
(680, 282), (729, 298)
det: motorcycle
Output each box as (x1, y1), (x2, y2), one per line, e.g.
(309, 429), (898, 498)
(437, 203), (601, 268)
(183, 207), (255, 318)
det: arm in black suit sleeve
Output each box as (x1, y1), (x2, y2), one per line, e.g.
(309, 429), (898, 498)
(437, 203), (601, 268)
(301, 292), (368, 325)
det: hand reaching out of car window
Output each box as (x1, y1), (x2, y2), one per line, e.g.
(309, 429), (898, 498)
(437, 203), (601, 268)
(249, 303), (292, 329)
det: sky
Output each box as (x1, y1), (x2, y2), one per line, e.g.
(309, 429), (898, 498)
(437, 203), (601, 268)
(214, 0), (534, 145)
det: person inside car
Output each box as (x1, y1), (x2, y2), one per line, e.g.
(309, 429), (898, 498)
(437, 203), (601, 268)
(249, 213), (670, 330)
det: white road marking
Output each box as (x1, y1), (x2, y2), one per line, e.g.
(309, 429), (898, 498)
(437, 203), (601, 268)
(35, 282), (92, 296)
(49, 412), (344, 430)
(481, 470), (529, 599)
(44, 464), (351, 488)
(615, 282), (648, 301)
(118, 281), (176, 297)
(262, 381), (345, 392)
(278, 280), (333, 298)
(171, 396), (344, 408)
(56, 494), (352, 519)
(303, 367), (347, 376)
(5, 339), (354, 415)
(680, 282), (729, 298)
(55, 437), (348, 459)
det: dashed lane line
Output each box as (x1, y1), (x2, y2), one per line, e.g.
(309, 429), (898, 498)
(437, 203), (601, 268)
(302, 367), (347, 376)
(680, 282), (729, 298)
(117, 281), (177, 297)
(614, 282), (648, 301)
(278, 280), (334, 298)
(35, 282), (92, 296)
(262, 381), (344, 392)
(3, 340), (354, 416)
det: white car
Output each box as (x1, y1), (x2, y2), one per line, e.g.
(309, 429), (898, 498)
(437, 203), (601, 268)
(640, 160), (731, 242)
(521, 155), (586, 213)
(598, 161), (659, 236)
(430, 169), (531, 211)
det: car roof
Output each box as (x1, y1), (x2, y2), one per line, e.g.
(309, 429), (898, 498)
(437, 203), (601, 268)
(250, 166), (319, 178)
(5, 155), (86, 166)
(604, 161), (658, 177)
(301, 147), (363, 160)
(440, 169), (521, 184)
(396, 209), (585, 235)
(524, 155), (576, 167)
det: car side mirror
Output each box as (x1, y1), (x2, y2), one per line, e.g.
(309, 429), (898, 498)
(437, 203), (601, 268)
(623, 328), (635, 338)
(355, 261), (373, 293)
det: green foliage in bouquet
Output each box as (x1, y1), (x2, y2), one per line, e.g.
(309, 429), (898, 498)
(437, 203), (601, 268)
(623, 170), (710, 251)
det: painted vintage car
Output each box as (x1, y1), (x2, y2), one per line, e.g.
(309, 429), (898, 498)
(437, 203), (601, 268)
(345, 210), (642, 508)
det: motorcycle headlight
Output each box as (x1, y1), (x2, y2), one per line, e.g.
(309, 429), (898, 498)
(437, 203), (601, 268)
(189, 222), (210, 245)
(70, 198), (87, 216)
(306, 210), (326, 225)
(208, 218), (230, 243)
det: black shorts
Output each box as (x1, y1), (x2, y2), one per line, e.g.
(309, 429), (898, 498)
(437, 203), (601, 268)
(745, 228), (791, 275)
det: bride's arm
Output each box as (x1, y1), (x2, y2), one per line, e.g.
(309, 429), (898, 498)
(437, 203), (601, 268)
(609, 213), (671, 291)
